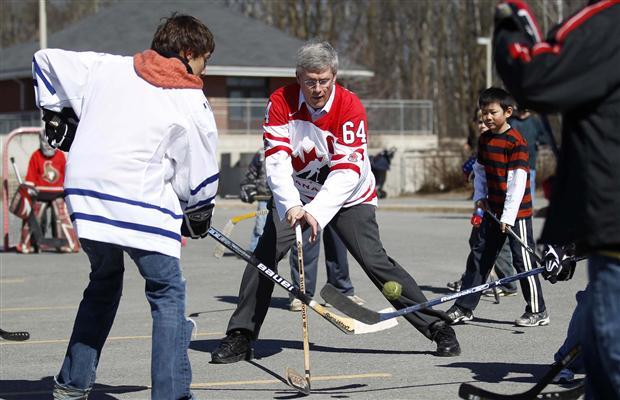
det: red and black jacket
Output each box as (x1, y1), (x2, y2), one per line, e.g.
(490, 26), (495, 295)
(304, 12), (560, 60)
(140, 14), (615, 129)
(493, 0), (620, 252)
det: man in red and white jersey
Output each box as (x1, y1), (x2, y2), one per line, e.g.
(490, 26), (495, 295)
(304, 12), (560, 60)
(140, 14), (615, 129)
(212, 41), (461, 364)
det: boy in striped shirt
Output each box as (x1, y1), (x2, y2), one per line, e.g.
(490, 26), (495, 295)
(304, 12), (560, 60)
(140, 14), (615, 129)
(446, 87), (548, 327)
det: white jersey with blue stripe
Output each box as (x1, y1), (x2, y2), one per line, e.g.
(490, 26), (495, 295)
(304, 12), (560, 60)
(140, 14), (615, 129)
(33, 49), (219, 258)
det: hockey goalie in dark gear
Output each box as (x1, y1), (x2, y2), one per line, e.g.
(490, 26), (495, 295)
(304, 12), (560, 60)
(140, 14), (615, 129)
(13, 132), (79, 253)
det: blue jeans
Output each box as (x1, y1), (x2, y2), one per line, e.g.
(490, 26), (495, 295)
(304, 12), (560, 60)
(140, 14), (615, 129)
(584, 255), (620, 399)
(554, 286), (587, 373)
(55, 239), (193, 400)
(289, 223), (354, 298)
(249, 200), (269, 252)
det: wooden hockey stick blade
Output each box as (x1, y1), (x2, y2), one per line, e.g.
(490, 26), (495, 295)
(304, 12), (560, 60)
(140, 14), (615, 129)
(285, 367), (311, 395)
(458, 346), (582, 400)
(207, 227), (395, 335)
(212, 220), (236, 258)
(0, 329), (30, 341)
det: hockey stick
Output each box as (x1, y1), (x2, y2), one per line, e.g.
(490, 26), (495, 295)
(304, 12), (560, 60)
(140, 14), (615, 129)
(212, 209), (269, 258)
(484, 211), (544, 264)
(285, 225), (311, 395)
(206, 226), (398, 335)
(0, 328), (30, 341)
(321, 265), (548, 325)
(458, 345), (582, 400)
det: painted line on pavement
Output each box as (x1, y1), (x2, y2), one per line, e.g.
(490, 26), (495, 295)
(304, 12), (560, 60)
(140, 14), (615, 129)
(0, 373), (391, 397)
(1, 305), (76, 312)
(191, 372), (392, 387)
(0, 331), (222, 346)
(0, 278), (25, 284)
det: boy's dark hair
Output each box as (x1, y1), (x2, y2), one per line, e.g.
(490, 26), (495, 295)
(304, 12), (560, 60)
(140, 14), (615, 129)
(478, 87), (516, 111)
(151, 13), (215, 57)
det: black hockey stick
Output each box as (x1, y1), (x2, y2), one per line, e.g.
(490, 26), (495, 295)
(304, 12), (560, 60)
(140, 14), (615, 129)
(484, 211), (543, 264)
(321, 250), (586, 325)
(459, 346), (582, 400)
(206, 227), (397, 335)
(0, 328), (30, 341)
(321, 265), (547, 325)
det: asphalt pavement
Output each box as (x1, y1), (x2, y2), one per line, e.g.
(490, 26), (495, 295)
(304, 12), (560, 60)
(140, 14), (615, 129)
(0, 192), (586, 400)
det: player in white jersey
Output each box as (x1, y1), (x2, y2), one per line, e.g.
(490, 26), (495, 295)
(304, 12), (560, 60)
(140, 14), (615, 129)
(33, 14), (218, 400)
(211, 41), (461, 365)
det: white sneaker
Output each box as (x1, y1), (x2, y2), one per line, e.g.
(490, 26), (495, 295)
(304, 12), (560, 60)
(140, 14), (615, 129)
(347, 295), (366, 305)
(289, 298), (303, 312)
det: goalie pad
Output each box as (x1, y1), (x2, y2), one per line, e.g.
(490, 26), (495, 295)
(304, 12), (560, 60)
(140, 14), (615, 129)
(9, 184), (36, 220)
(17, 197), (80, 254)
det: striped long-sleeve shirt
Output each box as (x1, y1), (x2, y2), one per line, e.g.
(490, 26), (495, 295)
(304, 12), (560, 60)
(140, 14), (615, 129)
(475, 127), (532, 224)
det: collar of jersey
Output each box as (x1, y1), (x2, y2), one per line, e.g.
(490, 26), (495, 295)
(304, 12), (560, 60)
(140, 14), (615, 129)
(297, 83), (337, 115)
(133, 50), (203, 90)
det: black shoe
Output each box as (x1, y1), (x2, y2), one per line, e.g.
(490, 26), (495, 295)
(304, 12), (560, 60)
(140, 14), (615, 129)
(430, 321), (461, 357)
(211, 330), (254, 364)
(446, 304), (474, 324)
(446, 279), (462, 292)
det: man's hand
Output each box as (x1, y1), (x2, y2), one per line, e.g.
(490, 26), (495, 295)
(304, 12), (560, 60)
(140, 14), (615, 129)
(500, 222), (509, 233)
(542, 245), (577, 284)
(286, 205), (304, 227)
(475, 199), (489, 211)
(302, 211), (319, 242)
(181, 203), (214, 239)
(42, 108), (79, 151)
(239, 184), (257, 203)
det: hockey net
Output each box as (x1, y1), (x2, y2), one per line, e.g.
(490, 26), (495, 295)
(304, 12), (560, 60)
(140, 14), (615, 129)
(1, 127), (43, 251)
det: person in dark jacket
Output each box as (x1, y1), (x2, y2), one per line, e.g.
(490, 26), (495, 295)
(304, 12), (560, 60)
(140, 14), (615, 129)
(493, 1), (620, 398)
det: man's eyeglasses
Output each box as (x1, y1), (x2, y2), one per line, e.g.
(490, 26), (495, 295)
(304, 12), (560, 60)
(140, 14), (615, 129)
(303, 78), (333, 88)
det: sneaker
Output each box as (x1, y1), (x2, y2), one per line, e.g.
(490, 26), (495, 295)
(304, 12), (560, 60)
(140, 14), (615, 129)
(53, 379), (91, 400)
(211, 330), (253, 364)
(515, 310), (550, 327)
(347, 295), (366, 305)
(483, 287), (518, 297)
(446, 279), (462, 292)
(446, 305), (474, 324)
(552, 368), (575, 384)
(289, 298), (303, 312)
(430, 321), (461, 357)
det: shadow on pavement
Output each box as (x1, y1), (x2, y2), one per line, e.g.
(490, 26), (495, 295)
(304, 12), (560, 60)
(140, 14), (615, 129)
(0, 376), (147, 399)
(211, 295), (291, 311)
(440, 361), (550, 383)
(190, 338), (434, 359)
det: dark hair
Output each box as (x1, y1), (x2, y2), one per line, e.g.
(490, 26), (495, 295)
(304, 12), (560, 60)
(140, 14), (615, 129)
(478, 87), (515, 111)
(151, 13), (215, 57)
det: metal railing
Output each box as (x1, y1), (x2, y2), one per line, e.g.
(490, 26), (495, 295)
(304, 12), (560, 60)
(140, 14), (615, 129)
(0, 98), (434, 136)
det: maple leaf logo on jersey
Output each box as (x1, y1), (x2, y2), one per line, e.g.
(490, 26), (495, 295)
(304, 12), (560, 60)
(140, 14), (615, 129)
(292, 147), (329, 184)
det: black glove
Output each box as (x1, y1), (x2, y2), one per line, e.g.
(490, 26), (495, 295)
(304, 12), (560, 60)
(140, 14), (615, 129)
(42, 108), (79, 151)
(240, 184), (257, 203)
(542, 245), (576, 284)
(494, 0), (542, 45)
(181, 203), (214, 239)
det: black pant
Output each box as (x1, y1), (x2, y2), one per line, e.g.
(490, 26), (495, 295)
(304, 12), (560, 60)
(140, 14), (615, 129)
(456, 216), (546, 313)
(227, 202), (447, 340)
